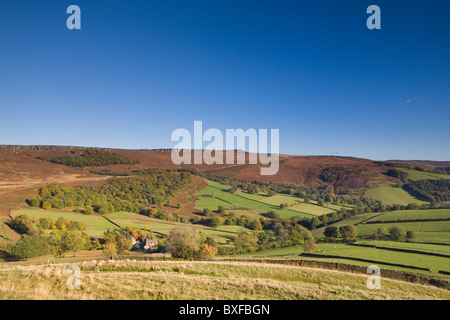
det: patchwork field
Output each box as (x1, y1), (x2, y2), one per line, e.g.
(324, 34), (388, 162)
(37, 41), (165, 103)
(356, 221), (450, 243)
(194, 179), (347, 219)
(11, 209), (245, 246)
(11, 209), (119, 237)
(368, 209), (450, 223)
(289, 203), (335, 216)
(237, 241), (450, 277)
(364, 183), (428, 206)
(196, 188), (312, 219)
(259, 194), (302, 206)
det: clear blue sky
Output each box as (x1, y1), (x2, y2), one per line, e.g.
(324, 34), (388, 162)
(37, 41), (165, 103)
(1, 0), (449, 160)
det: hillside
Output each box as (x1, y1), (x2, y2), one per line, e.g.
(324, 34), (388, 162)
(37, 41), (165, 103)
(1, 144), (437, 190)
(0, 260), (448, 300)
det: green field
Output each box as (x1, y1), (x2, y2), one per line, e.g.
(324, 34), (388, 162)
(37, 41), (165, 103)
(312, 212), (385, 239)
(312, 209), (450, 244)
(311, 243), (450, 274)
(216, 192), (311, 219)
(194, 180), (347, 219)
(364, 183), (428, 206)
(195, 195), (234, 211)
(238, 242), (450, 277)
(12, 209), (119, 237)
(289, 203), (335, 216)
(259, 194), (302, 206)
(360, 240), (450, 255)
(226, 209), (263, 219)
(11, 209), (246, 245)
(368, 209), (450, 223)
(397, 168), (450, 181)
(356, 221), (450, 243)
(195, 188), (312, 219)
(194, 180), (231, 195)
(106, 211), (246, 245)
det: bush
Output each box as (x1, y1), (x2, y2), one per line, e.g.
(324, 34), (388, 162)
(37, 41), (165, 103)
(198, 244), (218, 260)
(10, 235), (50, 260)
(339, 225), (358, 239)
(303, 240), (317, 253)
(324, 226), (339, 238)
(406, 230), (415, 241)
(203, 208), (213, 217)
(209, 216), (223, 228)
(165, 227), (200, 259)
(389, 226), (406, 241)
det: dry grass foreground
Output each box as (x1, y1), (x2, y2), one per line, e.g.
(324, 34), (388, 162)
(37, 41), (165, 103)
(0, 260), (448, 300)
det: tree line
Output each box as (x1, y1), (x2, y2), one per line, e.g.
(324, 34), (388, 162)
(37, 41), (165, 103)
(27, 172), (192, 214)
(42, 149), (140, 167)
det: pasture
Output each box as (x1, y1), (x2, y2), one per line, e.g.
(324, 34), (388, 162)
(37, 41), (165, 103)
(356, 220), (450, 244)
(238, 242), (450, 277)
(0, 260), (448, 300)
(194, 179), (346, 219)
(289, 203), (335, 216)
(397, 168), (450, 181)
(364, 183), (427, 206)
(11, 209), (119, 237)
(105, 211), (245, 245)
(368, 209), (450, 223)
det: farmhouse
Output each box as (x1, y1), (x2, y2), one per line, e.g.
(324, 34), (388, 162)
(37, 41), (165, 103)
(130, 235), (158, 252)
(143, 239), (158, 252)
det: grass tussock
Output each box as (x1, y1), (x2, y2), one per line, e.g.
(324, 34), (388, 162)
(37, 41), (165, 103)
(0, 260), (448, 300)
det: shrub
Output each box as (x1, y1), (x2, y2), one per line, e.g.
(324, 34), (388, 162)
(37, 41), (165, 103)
(198, 244), (218, 260)
(165, 227), (200, 259)
(389, 226), (406, 241)
(303, 239), (317, 253)
(324, 226), (339, 238)
(10, 235), (50, 260)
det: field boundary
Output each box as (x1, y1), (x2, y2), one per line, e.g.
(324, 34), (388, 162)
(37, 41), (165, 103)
(217, 258), (450, 290)
(364, 218), (450, 224)
(299, 253), (431, 272)
(347, 243), (450, 259)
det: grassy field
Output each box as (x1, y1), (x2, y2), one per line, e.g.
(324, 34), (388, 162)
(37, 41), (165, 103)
(237, 241), (450, 277)
(0, 260), (448, 300)
(193, 179), (345, 219)
(368, 209), (450, 222)
(397, 168), (450, 181)
(313, 208), (450, 244)
(354, 209), (450, 243)
(194, 196), (234, 211)
(311, 243), (450, 274)
(10, 209), (244, 245)
(364, 183), (428, 206)
(289, 203), (335, 216)
(194, 180), (231, 195)
(312, 212), (385, 239)
(104, 212), (247, 245)
(196, 190), (312, 219)
(11, 209), (119, 237)
(259, 194), (302, 206)
(356, 221), (450, 243)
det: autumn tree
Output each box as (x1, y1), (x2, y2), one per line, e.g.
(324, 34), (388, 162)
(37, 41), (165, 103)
(165, 227), (200, 259)
(234, 231), (258, 253)
(198, 244), (218, 260)
(339, 225), (358, 239)
(303, 239), (317, 253)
